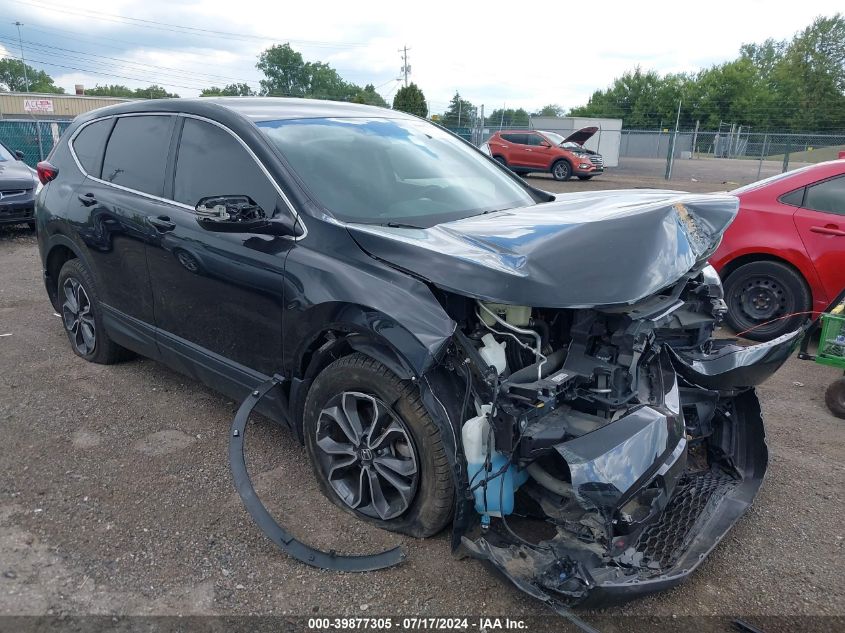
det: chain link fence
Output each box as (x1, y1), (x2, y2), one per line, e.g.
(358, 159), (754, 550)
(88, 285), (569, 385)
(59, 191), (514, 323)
(0, 119), (72, 167)
(618, 129), (845, 184)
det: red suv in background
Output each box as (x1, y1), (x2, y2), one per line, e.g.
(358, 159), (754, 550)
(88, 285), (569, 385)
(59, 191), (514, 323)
(711, 160), (845, 341)
(483, 127), (603, 181)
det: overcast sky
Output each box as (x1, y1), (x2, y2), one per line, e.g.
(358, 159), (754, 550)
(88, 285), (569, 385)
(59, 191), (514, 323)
(0, 0), (841, 113)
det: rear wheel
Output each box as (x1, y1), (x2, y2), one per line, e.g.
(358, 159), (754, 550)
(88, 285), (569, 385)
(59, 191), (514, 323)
(825, 377), (845, 420)
(303, 353), (454, 537)
(551, 160), (572, 181)
(57, 259), (129, 364)
(723, 261), (810, 341)
(493, 155), (507, 167)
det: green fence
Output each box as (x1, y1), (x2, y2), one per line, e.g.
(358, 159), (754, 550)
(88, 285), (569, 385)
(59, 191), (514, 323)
(0, 119), (72, 167)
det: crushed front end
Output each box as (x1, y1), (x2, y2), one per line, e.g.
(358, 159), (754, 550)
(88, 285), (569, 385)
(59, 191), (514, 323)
(348, 191), (802, 607)
(440, 267), (800, 606)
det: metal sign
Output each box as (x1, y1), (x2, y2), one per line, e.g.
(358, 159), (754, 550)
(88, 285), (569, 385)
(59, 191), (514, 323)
(24, 98), (54, 113)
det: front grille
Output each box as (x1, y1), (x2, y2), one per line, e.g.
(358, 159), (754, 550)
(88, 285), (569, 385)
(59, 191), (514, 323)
(589, 156), (603, 167)
(636, 471), (737, 568)
(0, 189), (28, 199)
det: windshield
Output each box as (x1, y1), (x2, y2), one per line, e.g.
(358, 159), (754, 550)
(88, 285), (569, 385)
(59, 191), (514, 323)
(0, 143), (13, 162)
(257, 117), (536, 227)
(541, 131), (565, 145)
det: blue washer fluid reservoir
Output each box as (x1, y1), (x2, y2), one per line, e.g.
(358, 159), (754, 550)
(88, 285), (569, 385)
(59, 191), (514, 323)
(462, 406), (528, 524)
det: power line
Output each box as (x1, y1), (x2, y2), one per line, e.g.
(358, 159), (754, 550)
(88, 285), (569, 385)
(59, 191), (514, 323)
(0, 33), (263, 87)
(5, 0), (372, 48)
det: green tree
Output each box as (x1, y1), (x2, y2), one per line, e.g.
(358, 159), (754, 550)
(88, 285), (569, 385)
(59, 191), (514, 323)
(132, 85), (179, 99)
(257, 43), (310, 97)
(86, 84), (135, 97)
(485, 107), (529, 127)
(440, 92), (476, 127)
(532, 104), (565, 117)
(392, 83), (428, 117)
(0, 59), (64, 93)
(200, 83), (256, 97)
(351, 83), (387, 107)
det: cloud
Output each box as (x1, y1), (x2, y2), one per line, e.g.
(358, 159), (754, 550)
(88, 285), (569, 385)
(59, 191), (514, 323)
(3, 0), (842, 112)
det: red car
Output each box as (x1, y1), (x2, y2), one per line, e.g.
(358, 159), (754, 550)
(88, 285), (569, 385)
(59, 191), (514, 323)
(482, 127), (603, 181)
(711, 160), (845, 340)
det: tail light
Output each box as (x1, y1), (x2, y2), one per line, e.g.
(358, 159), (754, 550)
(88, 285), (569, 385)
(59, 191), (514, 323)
(36, 161), (59, 185)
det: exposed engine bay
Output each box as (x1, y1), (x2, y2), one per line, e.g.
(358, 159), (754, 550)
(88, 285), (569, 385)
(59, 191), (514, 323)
(436, 262), (799, 606)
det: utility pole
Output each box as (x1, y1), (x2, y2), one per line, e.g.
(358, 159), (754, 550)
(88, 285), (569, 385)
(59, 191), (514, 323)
(664, 99), (681, 180)
(13, 21), (30, 93)
(399, 46), (411, 87)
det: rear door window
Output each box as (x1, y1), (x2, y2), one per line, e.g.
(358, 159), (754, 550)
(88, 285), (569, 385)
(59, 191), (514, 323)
(72, 118), (113, 177)
(803, 176), (845, 215)
(101, 115), (175, 196)
(173, 118), (279, 214)
(501, 133), (527, 145)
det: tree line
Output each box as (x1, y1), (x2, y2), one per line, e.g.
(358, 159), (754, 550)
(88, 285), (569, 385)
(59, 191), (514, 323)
(568, 14), (845, 131)
(1, 13), (842, 130)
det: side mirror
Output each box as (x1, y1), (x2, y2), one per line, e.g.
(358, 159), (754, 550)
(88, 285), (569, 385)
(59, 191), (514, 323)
(14, 150), (24, 160)
(195, 195), (301, 237)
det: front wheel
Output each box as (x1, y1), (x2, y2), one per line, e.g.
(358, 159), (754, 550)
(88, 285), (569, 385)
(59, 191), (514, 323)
(303, 353), (454, 537)
(723, 260), (811, 341)
(551, 160), (572, 181)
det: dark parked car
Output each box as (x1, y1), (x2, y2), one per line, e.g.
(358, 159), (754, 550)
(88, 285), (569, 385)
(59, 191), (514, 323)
(36, 98), (798, 610)
(0, 140), (37, 228)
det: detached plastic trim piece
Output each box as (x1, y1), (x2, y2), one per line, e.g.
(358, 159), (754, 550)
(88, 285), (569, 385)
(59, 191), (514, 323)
(229, 374), (406, 572)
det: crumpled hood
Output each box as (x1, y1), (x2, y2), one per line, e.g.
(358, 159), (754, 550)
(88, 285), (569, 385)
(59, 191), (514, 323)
(0, 159), (37, 190)
(347, 190), (739, 308)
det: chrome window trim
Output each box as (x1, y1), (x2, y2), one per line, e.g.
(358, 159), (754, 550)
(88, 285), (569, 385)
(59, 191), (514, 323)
(67, 111), (307, 240)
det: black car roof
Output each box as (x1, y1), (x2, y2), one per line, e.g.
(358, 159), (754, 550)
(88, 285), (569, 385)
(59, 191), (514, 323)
(74, 97), (414, 125)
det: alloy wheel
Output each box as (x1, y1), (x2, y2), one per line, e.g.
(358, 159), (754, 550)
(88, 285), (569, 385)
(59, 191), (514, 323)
(61, 277), (96, 355)
(314, 391), (419, 520)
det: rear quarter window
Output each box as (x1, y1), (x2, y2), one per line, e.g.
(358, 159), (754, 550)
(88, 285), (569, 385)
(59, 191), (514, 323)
(71, 118), (113, 177)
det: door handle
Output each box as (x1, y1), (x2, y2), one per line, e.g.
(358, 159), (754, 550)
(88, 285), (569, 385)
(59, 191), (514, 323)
(809, 225), (845, 236)
(525, 148), (532, 152)
(77, 193), (97, 207)
(147, 215), (176, 232)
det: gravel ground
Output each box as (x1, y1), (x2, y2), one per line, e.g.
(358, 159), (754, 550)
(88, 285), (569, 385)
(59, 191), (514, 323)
(1, 175), (843, 631)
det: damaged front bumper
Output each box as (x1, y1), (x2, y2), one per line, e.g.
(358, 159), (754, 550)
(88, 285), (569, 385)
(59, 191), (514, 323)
(457, 329), (799, 607)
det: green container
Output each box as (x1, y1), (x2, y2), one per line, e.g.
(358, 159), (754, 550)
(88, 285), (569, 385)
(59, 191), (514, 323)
(817, 312), (845, 369)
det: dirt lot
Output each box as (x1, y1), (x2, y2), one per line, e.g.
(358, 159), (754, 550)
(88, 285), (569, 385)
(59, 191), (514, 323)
(1, 173), (843, 630)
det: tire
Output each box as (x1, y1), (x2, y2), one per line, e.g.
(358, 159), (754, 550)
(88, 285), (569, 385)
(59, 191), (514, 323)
(57, 259), (129, 364)
(577, 175), (593, 181)
(825, 377), (845, 419)
(493, 155), (507, 166)
(303, 353), (454, 537)
(723, 260), (811, 341)
(551, 160), (572, 181)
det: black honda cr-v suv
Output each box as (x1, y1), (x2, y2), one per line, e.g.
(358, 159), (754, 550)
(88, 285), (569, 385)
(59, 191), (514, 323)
(36, 97), (799, 608)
